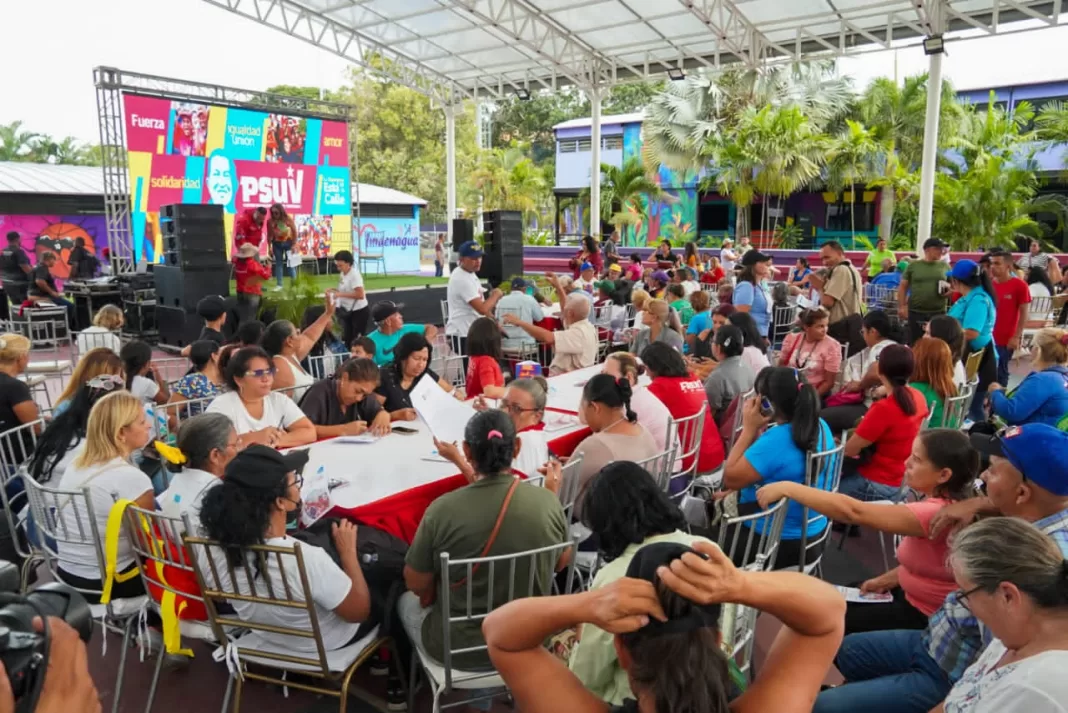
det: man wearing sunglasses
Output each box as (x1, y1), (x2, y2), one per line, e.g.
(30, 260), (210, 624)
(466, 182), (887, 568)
(814, 423), (1068, 713)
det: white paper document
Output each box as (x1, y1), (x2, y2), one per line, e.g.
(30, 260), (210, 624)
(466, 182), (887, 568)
(410, 376), (476, 445)
(834, 586), (894, 604)
(334, 434), (380, 444)
(300, 465), (332, 528)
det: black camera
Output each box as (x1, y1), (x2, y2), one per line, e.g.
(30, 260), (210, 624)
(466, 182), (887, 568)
(0, 561), (93, 713)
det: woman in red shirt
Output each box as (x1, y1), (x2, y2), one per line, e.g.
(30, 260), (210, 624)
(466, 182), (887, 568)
(840, 344), (928, 502)
(640, 342), (725, 474)
(465, 317), (506, 399)
(701, 256), (726, 285)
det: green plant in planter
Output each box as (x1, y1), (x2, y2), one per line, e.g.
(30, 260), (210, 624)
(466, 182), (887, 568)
(259, 272), (328, 325)
(773, 223), (803, 249)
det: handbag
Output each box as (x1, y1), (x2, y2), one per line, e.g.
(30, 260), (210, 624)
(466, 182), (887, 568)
(825, 391), (864, 407)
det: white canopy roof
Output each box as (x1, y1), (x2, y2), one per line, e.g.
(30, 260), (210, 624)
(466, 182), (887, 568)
(204, 0), (1063, 103)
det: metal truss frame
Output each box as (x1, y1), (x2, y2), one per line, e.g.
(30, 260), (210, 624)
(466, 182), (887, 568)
(93, 66), (360, 274)
(202, 0), (1062, 100)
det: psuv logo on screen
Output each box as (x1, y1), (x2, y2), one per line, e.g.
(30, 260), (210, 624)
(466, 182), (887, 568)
(240, 167), (305, 206)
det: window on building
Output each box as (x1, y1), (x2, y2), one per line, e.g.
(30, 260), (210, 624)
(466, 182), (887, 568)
(577, 138), (592, 152)
(558, 140), (577, 153)
(603, 135), (623, 150)
(826, 201), (875, 233)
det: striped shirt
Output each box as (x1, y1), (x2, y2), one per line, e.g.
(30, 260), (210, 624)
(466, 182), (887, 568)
(923, 506), (1068, 683)
(1018, 252), (1053, 272)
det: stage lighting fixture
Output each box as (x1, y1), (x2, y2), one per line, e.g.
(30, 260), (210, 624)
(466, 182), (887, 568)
(515, 87), (531, 101)
(923, 35), (945, 55)
(667, 67), (686, 81)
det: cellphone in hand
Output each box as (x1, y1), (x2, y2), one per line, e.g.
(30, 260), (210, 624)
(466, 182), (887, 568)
(392, 426), (418, 435)
(759, 397), (775, 418)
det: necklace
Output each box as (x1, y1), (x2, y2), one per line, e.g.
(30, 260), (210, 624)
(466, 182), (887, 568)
(600, 415), (629, 434)
(795, 337), (820, 370)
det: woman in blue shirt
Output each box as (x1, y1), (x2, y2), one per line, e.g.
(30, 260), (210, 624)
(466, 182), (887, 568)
(789, 257), (812, 288)
(733, 250), (774, 339)
(946, 259), (997, 422)
(987, 327), (1068, 427)
(721, 366), (836, 570)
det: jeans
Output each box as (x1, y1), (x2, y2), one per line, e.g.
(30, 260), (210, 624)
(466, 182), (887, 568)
(837, 472), (904, 503)
(434, 259), (444, 277)
(995, 345), (1013, 387)
(273, 243), (294, 286)
(813, 630), (951, 713)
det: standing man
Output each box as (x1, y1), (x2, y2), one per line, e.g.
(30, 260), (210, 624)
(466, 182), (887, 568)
(0, 232), (31, 306)
(445, 241), (502, 361)
(989, 248), (1031, 387)
(602, 231), (620, 264)
(233, 242), (272, 326)
(233, 206), (267, 253)
(29, 251), (74, 314)
(328, 250), (369, 347)
(898, 238), (950, 344)
(864, 238), (896, 279)
(813, 241), (865, 355)
(433, 234), (445, 278)
(364, 300), (437, 367)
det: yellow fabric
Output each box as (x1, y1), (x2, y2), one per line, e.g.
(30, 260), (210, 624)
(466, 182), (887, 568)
(101, 499), (193, 656)
(155, 441), (186, 465)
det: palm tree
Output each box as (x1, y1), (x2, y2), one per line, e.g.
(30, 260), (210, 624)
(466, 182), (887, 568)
(827, 120), (881, 243)
(752, 105), (828, 235)
(466, 144), (549, 226)
(579, 156), (671, 242)
(1036, 100), (1068, 167)
(0, 121), (41, 162)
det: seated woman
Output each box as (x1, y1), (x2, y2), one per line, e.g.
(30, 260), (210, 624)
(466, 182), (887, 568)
(299, 357), (391, 439)
(376, 332), (459, 421)
(198, 445), (374, 653)
(629, 299), (683, 354)
(483, 540), (846, 713)
(728, 311), (770, 376)
(76, 304), (124, 354)
(0, 335), (41, 455)
(941, 518), (1068, 713)
(475, 376), (553, 478)
(565, 375), (660, 508)
(822, 310), (900, 433)
(568, 462), (715, 705)
(29, 374), (124, 484)
(206, 346), (316, 448)
(602, 352), (676, 458)
(909, 337), (958, 428)
(642, 343), (725, 474)
(1026, 265), (1054, 322)
(839, 345), (928, 503)
(400, 409), (569, 672)
(779, 307), (842, 397)
(789, 257), (812, 290)
(168, 340), (224, 419)
(986, 327), (1068, 427)
(53, 347), (123, 416)
(927, 314), (967, 386)
(666, 284), (694, 328)
(159, 412), (238, 526)
(757, 428), (976, 635)
(120, 339), (170, 406)
(56, 390), (155, 601)
(465, 317), (506, 399)
(721, 367), (836, 570)
(703, 325), (755, 425)
(263, 299), (335, 402)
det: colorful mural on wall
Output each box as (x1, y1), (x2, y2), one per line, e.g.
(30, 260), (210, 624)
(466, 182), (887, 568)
(619, 124), (700, 247)
(0, 214), (106, 280)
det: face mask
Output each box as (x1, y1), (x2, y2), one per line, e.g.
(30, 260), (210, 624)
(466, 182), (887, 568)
(285, 499), (303, 531)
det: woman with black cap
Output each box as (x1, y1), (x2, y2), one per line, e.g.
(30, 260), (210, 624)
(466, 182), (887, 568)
(483, 539), (845, 713)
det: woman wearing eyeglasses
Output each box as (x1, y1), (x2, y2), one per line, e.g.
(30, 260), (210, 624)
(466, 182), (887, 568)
(939, 517), (1068, 713)
(206, 346), (316, 448)
(473, 376), (552, 479)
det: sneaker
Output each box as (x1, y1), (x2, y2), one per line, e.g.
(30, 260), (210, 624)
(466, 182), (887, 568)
(369, 650), (389, 676)
(272, 285), (284, 291)
(386, 679), (407, 711)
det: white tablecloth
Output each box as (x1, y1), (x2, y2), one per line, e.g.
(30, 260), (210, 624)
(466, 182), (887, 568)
(545, 364), (651, 413)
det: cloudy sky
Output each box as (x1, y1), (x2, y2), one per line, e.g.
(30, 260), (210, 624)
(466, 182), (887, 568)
(3, 0), (1068, 145)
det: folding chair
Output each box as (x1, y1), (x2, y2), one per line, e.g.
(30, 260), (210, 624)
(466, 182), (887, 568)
(965, 350), (984, 382)
(552, 455), (598, 587)
(939, 381), (977, 429)
(122, 506), (217, 713)
(74, 328), (125, 357)
(157, 394), (218, 443)
(22, 474), (149, 713)
(413, 539), (578, 712)
(184, 535), (393, 713)
(0, 419), (44, 587)
(629, 448), (678, 496)
(665, 404), (707, 499)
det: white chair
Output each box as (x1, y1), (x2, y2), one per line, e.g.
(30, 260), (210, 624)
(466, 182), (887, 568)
(629, 449), (678, 496)
(413, 539), (578, 712)
(0, 419), (44, 587)
(10, 306), (71, 355)
(665, 404), (707, 500)
(791, 440), (847, 578)
(153, 357), (193, 387)
(74, 328), (125, 357)
(305, 351), (350, 380)
(22, 474), (148, 713)
(939, 380), (977, 430)
(771, 304), (798, 348)
(183, 534), (392, 713)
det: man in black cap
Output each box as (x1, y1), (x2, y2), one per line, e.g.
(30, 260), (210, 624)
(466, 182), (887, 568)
(179, 294), (228, 356)
(364, 300), (437, 367)
(898, 238), (951, 344)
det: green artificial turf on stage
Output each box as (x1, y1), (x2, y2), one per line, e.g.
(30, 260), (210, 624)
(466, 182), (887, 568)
(230, 273), (449, 294)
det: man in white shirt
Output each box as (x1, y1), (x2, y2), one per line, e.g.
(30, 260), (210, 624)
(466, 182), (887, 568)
(327, 250), (369, 346)
(573, 262), (596, 293)
(496, 277), (545, 351)
(720, 238), (738, 273)
(503, 293), (598, 375)
(445, 241), (502, 360)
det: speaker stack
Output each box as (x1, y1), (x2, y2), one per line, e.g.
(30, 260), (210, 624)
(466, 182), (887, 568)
(478, 211), (523, 287)
(155, 203), (231, 348)
(450, 218), (474, 272)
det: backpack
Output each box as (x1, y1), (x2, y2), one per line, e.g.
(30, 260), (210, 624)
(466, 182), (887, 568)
(293, 517), (408, 639)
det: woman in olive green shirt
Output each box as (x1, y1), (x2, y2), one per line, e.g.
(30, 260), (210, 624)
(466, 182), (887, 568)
(908, 337), (958, 428)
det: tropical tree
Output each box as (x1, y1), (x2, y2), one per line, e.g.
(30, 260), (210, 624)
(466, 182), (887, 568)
(578, 156), (670, 239)
(465, 143), (549, 225)
(1036, 100), (1068, 167)
(826, 120), (882, 241)
(0, 121), (41, 162)
(751, 105), (828, 235)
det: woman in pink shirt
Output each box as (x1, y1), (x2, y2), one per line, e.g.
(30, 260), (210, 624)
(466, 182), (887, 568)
(756, 428), (978, 635)
(778, 307), (842, 397)
(624, 253), (645, 283)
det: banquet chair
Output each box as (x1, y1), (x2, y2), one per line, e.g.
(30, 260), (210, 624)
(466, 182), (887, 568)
(1022, 296), (1055, 353)
(771, 304), (798, 349)
(22, 473), (149, 713)
(715, 500), (787, 680)
(413, 538), (579, 713)
(496, 306), (539, 364)
(666, 404), (707, 499)
(724, 389), (757, 454)
(0, 418), (44, 587)
(629, 449), (678, 496)
(552, 455), (597, 587)
(122, 507), (217, 713)
(154, 357), (194, 388)
(158, 394), (219, 436)
(183, 535), (393, 713)
(74, 328), (125, 358)
(964, 350), (984, 382)
(788, 440), (846, 578)
(439, 300), (450, 327)
(939, 381), (977, 430)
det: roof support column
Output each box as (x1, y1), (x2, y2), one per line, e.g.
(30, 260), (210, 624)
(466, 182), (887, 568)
(916, 2), (946, 252)
(445, 102), (458, 249)
(588, 85), (602, 239)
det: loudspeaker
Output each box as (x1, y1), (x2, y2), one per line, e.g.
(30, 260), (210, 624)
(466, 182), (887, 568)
(154, 265), (230, 312)
(156, 305), (203, 348)
(160, 203), (227, 270)
(452, 219), (474, 251)
(478, 211), (523, 285)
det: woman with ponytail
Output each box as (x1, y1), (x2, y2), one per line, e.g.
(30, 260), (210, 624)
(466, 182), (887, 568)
(839, 345), (928, 503)
(570, 373), (661, 511)
(722, 366), (836, 569)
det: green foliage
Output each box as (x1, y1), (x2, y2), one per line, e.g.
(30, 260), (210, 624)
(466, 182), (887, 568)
(464, 143), (549, 224)
(579, 156), (671, 232)
(259, 272), (328, 325)
(0, 121), (101, 165)
(773, 223), (803, 249)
